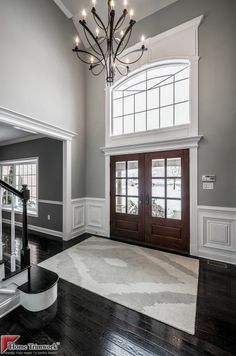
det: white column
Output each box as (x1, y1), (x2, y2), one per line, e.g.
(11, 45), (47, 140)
(10, 194), (16, 272)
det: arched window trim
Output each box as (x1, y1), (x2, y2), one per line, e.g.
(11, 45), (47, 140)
(104, 16), (202, 148)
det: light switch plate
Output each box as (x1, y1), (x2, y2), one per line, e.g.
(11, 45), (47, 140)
(203, 182), (214, 190)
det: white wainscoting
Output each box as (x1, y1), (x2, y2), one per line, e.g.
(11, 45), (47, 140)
(70, 198), (107, 239)
(71, 198), (86, 238)
(198, 206), (236, 265)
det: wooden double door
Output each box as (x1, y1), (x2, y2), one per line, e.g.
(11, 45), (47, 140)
(110, 150), (190, 253)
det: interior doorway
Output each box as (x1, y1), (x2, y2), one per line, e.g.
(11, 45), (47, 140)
(110, 149), (190, 253)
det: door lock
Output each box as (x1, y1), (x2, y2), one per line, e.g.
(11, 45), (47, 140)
(145, 194), (150, 205)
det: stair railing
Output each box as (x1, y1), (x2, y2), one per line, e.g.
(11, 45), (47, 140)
(0, 179), (30, 270)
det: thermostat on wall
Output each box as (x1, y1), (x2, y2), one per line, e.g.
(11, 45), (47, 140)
(202, 175), (216, 182)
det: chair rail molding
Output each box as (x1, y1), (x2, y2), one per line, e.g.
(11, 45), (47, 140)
(198, 206), (236, 264)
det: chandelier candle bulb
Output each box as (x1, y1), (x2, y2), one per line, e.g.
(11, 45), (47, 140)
(110, 1), (115, 9)
(90, 56), (95, 64)
(124, 0), (128, 8)
(82, 9), (87, 19)
(75, 36), (80, 47)
(92, 0), (96, 6)
(95, 28), (100, 37)
(141, 35), (145, 44)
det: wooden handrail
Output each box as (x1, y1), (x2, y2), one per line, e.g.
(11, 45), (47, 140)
(0, 179), (23, 199)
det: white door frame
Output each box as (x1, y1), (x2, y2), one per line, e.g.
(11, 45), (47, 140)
(0, 106), (77, 240)
(102, 136), (202, 256)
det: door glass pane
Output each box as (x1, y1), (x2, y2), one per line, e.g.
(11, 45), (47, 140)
(152, 159), (165, 177)
(116, 197), (126, 213)
(152, 179), (165, 198)
(127, 161), (138, 177)
(167, 158), (181, 177)
(116, 162), (126, 177)
(167, 179), (181, 198)
(128, 197), (138, 215)
(152, 199), (165, 218)
(116, 179), (126, 195)
(167, 199), (181, 220)
(128, 179), (138, 196)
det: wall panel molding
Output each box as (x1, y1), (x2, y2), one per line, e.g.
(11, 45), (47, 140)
(198, 206), (236, 264)
(70, 198), (107, 239)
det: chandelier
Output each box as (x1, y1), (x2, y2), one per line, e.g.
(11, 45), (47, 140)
(72, 0), (148, 84)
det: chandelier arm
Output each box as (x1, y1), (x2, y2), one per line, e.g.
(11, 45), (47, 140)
(83, 27), (102, 56)
(90, 63), (105, 76)
(91, 7), (108, 37)
(116, 65), (129, 77)
(73, 48), (103, 66)
(113, 9), (128, 33)
(79, 20), (106, 64)
(114, 20), (136, 59)
(116, 28), (133, 57)
(119, 46), (147, 65)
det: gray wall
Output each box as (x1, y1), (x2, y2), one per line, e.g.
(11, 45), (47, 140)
(0, 137), (63, 231)
(0, 0), (85, 199)
(85, 0), (236, 207)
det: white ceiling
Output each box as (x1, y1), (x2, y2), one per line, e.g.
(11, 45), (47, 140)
(54, 0), (178, 46)
(0, 122), (37, 145)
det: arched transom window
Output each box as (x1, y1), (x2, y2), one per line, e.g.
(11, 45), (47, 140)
(111, 61), (190, 136)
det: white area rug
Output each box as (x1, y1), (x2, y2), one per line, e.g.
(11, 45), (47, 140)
(39, 236), (199, 334)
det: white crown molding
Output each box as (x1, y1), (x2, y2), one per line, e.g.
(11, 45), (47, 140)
(0, 107), (77, 141)
(53, 0), (72, 19)
(101, 135), (203, 156)
(0, 134), (45, 147)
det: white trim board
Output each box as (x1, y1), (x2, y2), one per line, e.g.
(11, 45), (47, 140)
(102, 136), (202, 156)
(0, 107), (77, 141)
(38, 200), (63, 206)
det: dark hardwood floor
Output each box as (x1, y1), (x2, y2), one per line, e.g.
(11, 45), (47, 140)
(0, 231), (236, 356)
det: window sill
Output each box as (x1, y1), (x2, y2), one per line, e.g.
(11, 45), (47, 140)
(2, 206), (38, 218)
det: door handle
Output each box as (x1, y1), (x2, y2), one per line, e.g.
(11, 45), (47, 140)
(139, 194), (144, 205)
(145, 194), (150, 205)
